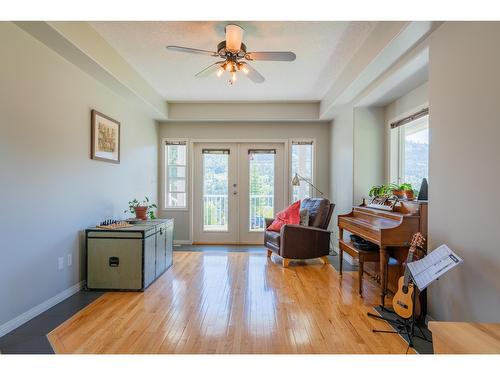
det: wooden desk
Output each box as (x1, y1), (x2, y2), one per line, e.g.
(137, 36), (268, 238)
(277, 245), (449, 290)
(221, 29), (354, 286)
(429, 321), (500, 354)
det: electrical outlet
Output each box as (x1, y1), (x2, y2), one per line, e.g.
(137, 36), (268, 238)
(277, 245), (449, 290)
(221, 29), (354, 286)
(58, 257), (64, 270)
(67, 254), (72, 266)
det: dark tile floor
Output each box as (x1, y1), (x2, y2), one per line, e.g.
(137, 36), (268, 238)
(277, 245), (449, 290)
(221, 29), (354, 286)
(0, 291), (103, 354)
(0, 245), (353, 354)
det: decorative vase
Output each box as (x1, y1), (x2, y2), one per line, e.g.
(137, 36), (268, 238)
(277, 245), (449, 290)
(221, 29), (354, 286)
(134, 206), (148, 220)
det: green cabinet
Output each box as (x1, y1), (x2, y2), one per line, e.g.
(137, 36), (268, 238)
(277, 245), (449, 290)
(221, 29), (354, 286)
(86, 219), (174, 291)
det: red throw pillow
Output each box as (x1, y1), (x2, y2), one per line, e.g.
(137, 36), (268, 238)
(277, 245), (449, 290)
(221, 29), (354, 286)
(268, 200), (301, 232)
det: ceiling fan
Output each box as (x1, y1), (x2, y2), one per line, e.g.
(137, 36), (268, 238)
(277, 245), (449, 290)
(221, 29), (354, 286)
(166, 24), (296, 85)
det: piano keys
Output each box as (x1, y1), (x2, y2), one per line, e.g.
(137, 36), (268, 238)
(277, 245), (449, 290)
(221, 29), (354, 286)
(338, 200), (428, 306)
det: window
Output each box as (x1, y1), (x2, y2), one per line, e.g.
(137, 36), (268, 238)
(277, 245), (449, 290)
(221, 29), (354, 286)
(391, 112), (429, 190)
(291, 140), (314, 202)
(248, 149), (275, 231)
(202, 149), (229, 231)
(164, 140), (187, 209)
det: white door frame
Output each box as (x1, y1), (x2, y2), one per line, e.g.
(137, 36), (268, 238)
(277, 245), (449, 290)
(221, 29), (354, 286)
(189, 139), (289, 244)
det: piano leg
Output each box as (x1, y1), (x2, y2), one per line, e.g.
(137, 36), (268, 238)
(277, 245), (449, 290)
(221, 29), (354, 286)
(380, 246), (388, 306)
(338, 228), (344, 275)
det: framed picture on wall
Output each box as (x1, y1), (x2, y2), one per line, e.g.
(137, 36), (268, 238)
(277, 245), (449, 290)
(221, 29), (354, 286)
(91, 109), (120, 164)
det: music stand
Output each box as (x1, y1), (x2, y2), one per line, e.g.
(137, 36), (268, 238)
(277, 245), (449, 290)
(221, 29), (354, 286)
(367, 275), (431, 350)
(367, 244), (463, 351)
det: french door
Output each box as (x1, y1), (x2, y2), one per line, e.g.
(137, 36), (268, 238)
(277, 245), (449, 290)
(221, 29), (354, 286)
(193, 142), (285, 244)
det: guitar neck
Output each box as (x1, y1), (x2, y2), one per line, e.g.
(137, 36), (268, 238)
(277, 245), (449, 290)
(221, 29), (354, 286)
(403, 247), (416, 284)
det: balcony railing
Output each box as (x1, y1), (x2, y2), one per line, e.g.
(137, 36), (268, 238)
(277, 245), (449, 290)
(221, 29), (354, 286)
(203, 194), (228, 231)
(249, 194), (274, 231)
(203, 194), (274, 232)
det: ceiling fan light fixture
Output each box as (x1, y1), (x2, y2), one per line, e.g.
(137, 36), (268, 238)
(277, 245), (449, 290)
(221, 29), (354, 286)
(216, 67), (224, 77)
(225, 24), (244, 52)
(239, 64), (249, 74)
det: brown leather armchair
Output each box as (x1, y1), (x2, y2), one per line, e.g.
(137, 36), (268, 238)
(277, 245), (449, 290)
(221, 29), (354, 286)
(264, 198), (334, 267)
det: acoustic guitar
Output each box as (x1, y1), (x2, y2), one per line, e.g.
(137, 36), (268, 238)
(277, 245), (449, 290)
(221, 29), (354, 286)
(392, 232), (426, 319)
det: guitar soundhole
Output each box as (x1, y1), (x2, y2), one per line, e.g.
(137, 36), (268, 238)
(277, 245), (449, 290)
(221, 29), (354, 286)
(397, 301), (408, 309)
(402, 285), (408, 294)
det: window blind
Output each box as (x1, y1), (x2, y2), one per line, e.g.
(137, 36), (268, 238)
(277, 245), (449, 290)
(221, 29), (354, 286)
(247, 149), (276, 154)
(202, 149), (230, 154)
(390, 108), (429, 129)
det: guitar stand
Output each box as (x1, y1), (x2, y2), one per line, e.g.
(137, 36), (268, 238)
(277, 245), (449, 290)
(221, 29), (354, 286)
(367, 281), (432, 350)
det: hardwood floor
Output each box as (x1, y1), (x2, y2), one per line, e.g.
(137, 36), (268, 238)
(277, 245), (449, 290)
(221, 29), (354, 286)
(48, 251), (412, 354)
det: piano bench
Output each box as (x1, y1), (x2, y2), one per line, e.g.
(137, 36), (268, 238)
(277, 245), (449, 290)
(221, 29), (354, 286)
(338, 239), (380, 295)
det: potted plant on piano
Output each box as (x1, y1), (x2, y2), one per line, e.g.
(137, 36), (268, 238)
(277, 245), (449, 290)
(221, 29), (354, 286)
(368, 184), (391, 198)
(124, 196), (157, 221)
(390, 183), (416, 200)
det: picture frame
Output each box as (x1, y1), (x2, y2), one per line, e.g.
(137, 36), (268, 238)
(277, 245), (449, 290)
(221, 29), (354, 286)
(91, 109), (120, 164)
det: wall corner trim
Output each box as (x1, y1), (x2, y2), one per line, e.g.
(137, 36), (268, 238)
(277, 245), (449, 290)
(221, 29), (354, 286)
(0, 280), (85, 338)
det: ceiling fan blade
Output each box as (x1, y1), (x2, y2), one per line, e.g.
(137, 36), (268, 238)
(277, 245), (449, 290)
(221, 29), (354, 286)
(225, 24), (244, 52)
(245, 51), (296, 61)
(195, 61), (225, 78)
(166, 45), (218, 57)
(240, 62), (265, 83)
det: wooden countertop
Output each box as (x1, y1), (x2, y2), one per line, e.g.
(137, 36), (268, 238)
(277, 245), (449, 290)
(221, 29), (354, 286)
(429, 321), (500, 354)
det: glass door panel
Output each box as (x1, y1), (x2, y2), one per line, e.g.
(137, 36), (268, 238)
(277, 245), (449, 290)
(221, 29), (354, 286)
(202, 150), (229, 232)
(248, 150), (275, 231)
(239, 143), (284, 244)
(193, 144), (238, 244)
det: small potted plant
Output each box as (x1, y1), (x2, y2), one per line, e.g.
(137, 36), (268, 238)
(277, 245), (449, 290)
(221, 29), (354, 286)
(389, 183), (406, 199)
(124, 196), (157, 220)
(401, 183), (415, 200)
(389, 183), (416, 200)
(368, 184), (391, 198)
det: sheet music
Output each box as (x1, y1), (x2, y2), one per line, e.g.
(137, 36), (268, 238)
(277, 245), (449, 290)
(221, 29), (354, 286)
(407, 244), (463, 290)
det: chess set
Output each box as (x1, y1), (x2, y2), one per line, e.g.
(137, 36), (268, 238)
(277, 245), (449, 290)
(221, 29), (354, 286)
(96, 219), (134, 230)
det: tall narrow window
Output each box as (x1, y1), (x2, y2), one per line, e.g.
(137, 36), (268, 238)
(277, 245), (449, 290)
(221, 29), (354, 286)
(291, 141), (314, 202)
(248, 149), (275, 231)
(164, 140), (187, 209)
(203, 149), (229, 232)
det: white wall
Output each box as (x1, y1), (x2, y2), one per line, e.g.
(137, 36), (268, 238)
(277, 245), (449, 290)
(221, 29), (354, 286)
(328, 105), (354, 241)
(158, 121), (331, 241)
(353, 107), (385, 204)
(0, 23), (158, 330)
(428, 22), (500, 321)
(384, 82), (428, 182)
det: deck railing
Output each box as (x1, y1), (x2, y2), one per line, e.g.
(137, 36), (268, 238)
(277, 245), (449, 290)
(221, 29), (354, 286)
(203, 194), (273, 231)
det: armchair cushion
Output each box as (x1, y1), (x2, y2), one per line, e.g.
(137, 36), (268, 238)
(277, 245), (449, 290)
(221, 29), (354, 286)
(267, 200), (301, 232)
(299, 208), (309, 226)
(301, 198), (332, 229)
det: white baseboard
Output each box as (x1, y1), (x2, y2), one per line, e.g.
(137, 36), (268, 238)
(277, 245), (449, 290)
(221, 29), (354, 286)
(0, 280), (84, 338)
(332, 246), (358, 265)
(174, 240), (192, 246)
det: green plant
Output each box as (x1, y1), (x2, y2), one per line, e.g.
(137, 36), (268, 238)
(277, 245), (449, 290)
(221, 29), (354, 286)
(387, 182), (419, 198)
(369, 184), (391, 197)
(389, 182), (416, 193)
(124, 196), (158, 220)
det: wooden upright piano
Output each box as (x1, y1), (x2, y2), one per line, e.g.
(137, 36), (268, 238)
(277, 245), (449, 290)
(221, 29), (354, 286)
(338, 201), (427, 306)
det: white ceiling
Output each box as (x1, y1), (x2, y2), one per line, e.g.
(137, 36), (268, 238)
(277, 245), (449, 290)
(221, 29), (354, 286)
(89, 21), (377, 101)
